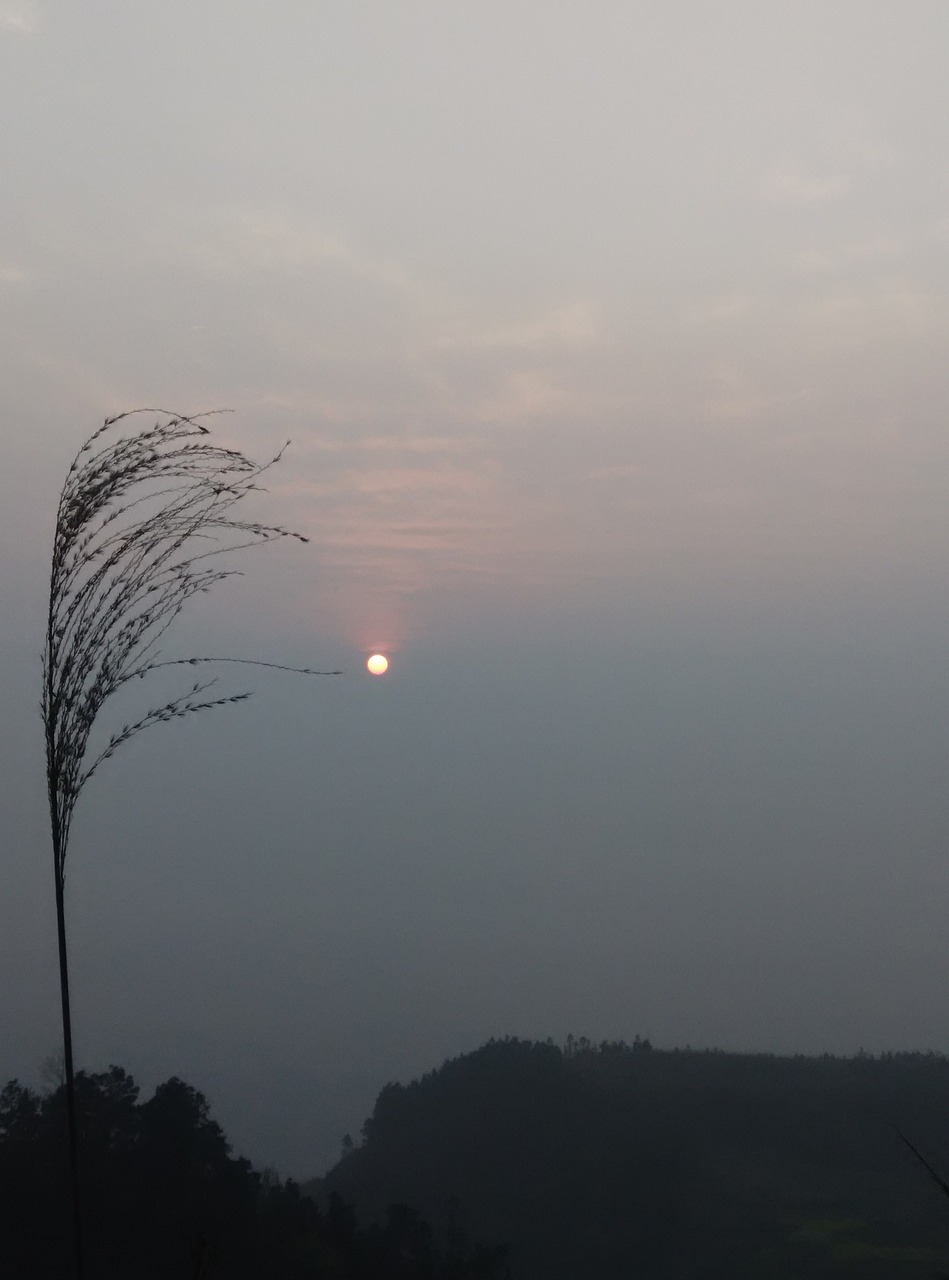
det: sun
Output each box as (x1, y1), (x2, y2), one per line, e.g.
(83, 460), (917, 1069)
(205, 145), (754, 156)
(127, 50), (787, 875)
(366, 653), (389, 675)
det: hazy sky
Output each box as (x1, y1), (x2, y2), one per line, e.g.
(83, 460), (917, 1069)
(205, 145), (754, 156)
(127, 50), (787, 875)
(4, 0), (949, 1178)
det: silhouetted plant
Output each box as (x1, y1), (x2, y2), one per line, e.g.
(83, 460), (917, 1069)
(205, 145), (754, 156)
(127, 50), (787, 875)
(41, 409), (340, 1278)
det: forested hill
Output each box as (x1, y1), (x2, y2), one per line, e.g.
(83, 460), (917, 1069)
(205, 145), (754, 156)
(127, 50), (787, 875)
(0, 1068), (508, 1278)
(312, 1037), (949, 1279)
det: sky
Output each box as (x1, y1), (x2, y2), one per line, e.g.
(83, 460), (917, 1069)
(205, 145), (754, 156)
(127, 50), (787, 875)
(3, 0), (949, 1179)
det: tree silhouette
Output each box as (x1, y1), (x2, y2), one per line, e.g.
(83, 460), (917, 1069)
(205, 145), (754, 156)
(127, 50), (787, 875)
(41, 409), (340, 1277)
(0, 1065), (509, 1278)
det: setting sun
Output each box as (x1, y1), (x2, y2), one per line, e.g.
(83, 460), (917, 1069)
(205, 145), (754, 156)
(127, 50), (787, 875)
(366, 653), (389, 675)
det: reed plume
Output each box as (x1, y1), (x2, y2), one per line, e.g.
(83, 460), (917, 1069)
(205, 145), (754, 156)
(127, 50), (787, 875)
(42, 409), (340, 1278)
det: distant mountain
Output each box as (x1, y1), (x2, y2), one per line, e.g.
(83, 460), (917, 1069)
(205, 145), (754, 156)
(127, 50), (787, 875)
(309, 1036), (949, 1279)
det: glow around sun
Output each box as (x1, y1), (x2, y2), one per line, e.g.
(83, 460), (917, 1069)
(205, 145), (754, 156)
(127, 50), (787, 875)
(367, 653), (389, 675)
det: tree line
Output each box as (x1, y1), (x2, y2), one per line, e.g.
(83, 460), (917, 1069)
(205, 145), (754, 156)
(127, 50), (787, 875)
(316, 1036), (949, 1279)
(0, 1065), (508, 1279)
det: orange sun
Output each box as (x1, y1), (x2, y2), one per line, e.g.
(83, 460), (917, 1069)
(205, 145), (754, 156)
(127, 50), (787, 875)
(366, 653), (389, 675)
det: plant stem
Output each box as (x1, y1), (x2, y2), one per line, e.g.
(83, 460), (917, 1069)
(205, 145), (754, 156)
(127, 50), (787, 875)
(52, 812), (84, 1280)
(40, 412), (334, 1278)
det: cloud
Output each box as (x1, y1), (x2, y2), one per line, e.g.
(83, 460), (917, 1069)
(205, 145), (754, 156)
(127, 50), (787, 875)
(699, 363), (784, 425)
(796, 281), (939, 341)
(793, 236), (903, 273)
(582, 464), (641, 483)
(12, 199), (613, 636)
(294, 433), (484, 459)
(681, 295), (756, 328)
(276, 443), (512, 644)
(0, 264), (30, 283)
(446, 369), (567, 426)
(435, 303), (598, 352)
(263, 421), (507, 578)
(0, 2), (37, 33)
(841, 236), (903, 261)
(176, 208), (438, 310)
(760, 169), (850, 204)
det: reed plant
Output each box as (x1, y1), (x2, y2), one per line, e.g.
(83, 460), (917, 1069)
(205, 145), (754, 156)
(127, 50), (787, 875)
(41, 409), (339, 1278)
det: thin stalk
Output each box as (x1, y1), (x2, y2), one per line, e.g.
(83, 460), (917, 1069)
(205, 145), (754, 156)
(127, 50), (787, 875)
(53, 836), (84, 1280)
(42, 410), (339, 1278)
(47, 590), (85, 1279)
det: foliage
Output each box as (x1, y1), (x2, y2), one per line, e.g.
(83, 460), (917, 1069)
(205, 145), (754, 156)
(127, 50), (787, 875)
(318, 1037), (949, 1280)
(0, 1067), (508, 1279)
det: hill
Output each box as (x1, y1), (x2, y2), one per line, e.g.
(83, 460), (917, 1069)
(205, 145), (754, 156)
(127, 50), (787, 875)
(0, 1066), (507, 1278)
(311, 1036), (949, 1279)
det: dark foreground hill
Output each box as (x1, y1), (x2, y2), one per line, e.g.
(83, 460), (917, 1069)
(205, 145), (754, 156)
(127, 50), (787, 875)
(311, 1036), (949, 1279)
(0, 1067), (507, 1278)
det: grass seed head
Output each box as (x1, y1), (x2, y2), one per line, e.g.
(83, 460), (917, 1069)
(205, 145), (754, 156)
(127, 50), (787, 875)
(42, 409), (338, 877)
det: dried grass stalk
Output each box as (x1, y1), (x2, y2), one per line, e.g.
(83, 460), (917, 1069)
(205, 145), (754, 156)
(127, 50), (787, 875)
(41, 409), (339, 1278)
